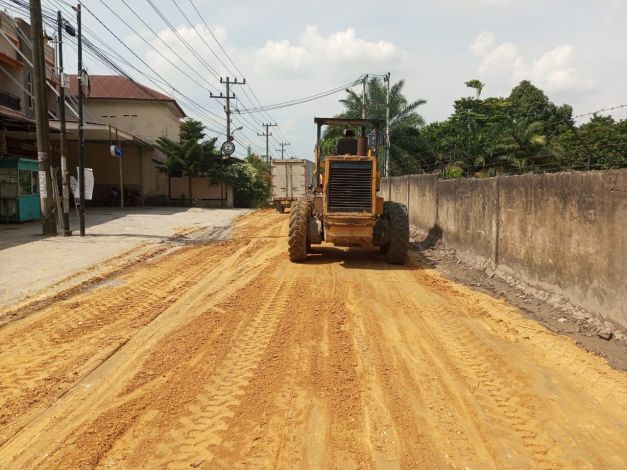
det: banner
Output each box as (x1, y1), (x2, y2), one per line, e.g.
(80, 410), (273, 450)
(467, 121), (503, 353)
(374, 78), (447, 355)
(72, 168), (94, 200)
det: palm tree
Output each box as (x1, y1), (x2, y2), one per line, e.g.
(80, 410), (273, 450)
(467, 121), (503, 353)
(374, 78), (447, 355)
(325, 77), (427, 175)
(465, 79), (485, 99)
(154, 119), (220, 205)
(496, 119), (561, 173)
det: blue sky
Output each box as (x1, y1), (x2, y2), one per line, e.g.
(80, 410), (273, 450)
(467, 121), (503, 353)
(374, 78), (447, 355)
(36, 0), (627, 158)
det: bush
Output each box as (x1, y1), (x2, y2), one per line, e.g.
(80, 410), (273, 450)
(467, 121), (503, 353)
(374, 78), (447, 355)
(443, 165), (463, 179)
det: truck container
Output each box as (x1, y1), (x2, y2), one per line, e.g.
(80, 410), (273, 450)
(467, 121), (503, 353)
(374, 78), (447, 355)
(271, 159), (315, 213)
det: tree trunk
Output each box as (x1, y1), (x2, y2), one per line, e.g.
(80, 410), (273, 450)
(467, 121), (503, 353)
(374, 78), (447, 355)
(188, 174), (193, 207)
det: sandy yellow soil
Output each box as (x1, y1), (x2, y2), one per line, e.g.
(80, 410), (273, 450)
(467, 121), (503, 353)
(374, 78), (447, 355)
(0, 210), (625, 469)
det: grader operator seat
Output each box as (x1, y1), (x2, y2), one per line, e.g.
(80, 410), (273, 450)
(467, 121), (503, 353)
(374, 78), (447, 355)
(336, 129), (358, 155)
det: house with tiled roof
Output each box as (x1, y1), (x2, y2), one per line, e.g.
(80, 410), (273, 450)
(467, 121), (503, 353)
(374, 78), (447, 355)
(68, 75), (186, 144)
(64, 75), (232, 207)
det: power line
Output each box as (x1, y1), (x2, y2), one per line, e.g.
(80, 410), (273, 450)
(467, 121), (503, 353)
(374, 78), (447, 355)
(61, 1), (227, 128)
(236, 76), (364, 113)
(573, 104), (627, 119)
(145, 0), (221, 81)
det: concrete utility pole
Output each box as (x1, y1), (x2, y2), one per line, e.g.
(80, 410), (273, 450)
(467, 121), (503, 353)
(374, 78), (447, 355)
(29, 0), (56, 235)
(74, 3), (86, 236)
(275, 142), (289, 160)
(57, 10), (71, 235)
(361, 74), (369, 119)
(257, 122), (277, 164)
(210, 76), (246, 139)
(384, 72), (391, 177)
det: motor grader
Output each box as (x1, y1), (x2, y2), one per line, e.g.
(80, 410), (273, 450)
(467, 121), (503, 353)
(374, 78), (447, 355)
(288, 117), (409, 264)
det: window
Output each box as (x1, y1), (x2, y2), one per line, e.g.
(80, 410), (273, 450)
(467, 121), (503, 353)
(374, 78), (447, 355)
(18, 169), (31, 195)
(27, 71), (33, 110)
(31, 170), (39, 194)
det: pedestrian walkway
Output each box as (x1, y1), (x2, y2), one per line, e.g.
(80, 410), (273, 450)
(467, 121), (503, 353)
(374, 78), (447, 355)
(0, 207), (246, 307)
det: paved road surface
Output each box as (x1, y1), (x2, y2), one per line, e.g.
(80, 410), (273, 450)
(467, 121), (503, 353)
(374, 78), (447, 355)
(0, 210), (625, 469)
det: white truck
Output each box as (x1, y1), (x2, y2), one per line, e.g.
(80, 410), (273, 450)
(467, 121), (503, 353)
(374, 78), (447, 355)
(271, 159), (315, 213)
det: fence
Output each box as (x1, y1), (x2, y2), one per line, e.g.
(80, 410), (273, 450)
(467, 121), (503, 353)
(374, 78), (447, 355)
(381, 169), (627, 328)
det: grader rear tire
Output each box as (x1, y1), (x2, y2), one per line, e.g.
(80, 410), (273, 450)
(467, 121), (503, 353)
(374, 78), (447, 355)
(385, 202), (409, 265)
(288, 201), (308, 262)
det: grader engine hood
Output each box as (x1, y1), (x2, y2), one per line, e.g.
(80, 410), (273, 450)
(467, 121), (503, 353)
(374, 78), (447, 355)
(323, 156), (383, 246)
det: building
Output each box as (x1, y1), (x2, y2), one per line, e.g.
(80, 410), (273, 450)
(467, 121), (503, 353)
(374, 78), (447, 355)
(0, 5), (233, 215)
(0, 11), (58, 159)
(68, 75), (234, 207)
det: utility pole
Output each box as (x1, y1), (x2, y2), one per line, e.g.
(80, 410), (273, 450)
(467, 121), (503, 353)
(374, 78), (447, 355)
(275, 142), (289, 160)
(57, 11), (72, 235)
(384, 72), (391, 177)
(361, 74), (368, 119)
(210, 76), (246, 139)
(74, 3), (86, 236)
(210, 77), (245, 208)
(30, 0), (56, 235)
(257, 122), (277, 164)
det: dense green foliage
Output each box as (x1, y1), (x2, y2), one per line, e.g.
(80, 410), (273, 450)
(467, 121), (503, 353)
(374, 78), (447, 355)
(215, 154), (271, 208)
(321, 77), (427, 175)
(154, 119), (270, 207)
(329, 78), (626, 177)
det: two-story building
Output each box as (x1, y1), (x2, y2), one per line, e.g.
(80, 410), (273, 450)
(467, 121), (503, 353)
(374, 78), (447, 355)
(67, 75), (234, 207)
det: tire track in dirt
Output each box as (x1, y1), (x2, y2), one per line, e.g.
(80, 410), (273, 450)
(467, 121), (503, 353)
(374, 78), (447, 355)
(401, 266), (627, 469)
(390, 270), (561, 468)
(0, 211), (285, 468)
(148, 275), (295, 468)
(1, 211), (626, 469)
(0, 243), (236, 444)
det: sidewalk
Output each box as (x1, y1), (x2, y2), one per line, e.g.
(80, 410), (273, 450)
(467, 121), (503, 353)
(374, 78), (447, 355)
(0, 207), (247, 307)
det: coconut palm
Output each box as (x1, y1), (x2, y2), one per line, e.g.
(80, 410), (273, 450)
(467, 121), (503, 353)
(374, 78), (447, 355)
(324, 77), (427, 175)
(154, 119), (220, 205)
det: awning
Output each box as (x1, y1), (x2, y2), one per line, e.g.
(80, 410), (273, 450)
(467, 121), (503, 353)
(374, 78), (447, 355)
(0, 120), (153, 149)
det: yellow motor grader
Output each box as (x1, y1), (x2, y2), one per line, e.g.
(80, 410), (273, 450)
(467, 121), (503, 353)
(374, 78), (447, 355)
(288, 117), (409, 264)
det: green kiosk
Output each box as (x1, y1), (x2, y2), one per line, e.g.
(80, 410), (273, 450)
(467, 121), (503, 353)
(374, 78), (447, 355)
(0, 157), (41, 223)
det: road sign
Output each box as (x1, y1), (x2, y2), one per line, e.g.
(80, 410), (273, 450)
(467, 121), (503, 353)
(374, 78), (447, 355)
(110, 145), (124, 158)
(221, 140), (235, 156)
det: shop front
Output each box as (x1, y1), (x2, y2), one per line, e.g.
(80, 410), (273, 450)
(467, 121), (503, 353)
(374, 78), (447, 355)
(0, 156), (40, 222)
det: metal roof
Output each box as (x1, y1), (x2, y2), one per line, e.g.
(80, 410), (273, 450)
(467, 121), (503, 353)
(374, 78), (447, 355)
(314, 117), (382, 129)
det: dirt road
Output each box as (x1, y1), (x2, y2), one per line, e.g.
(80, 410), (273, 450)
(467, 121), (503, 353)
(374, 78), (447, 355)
(1, 210), (625, 469)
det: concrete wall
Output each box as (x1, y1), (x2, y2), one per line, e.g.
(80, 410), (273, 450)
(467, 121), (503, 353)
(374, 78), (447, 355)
(438, 178), (498, 262)
(170, 176), (234, 208)
(84, 100), (182, 144)
(496, 171), (626, 327)
(407, 174), (438, 231)
(383, 169), (627, 328)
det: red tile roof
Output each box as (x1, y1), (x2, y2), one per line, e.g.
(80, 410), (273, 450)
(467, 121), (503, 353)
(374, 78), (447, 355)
(69, 75), (185, 116)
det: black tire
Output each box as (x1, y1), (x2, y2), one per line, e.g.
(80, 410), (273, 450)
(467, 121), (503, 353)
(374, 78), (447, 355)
(276, 205), (285, 213)
(288, 200), (308, 262)
(385, 202), (409, 264)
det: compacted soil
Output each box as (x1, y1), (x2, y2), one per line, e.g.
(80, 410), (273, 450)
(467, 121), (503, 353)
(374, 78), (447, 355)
(0, 210), (625, 469)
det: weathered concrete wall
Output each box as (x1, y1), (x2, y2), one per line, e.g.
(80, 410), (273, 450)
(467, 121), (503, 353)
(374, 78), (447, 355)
(407, 174), (438, 231)
(389, 175), (410, 208)
(383, 169), (627, 328)
(438, 178), (498, 263)
(497, 171), (626, 327)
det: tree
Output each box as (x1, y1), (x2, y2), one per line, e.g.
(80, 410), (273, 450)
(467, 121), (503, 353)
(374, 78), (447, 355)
(154, 119), (219, 206)
(323, 77), (427, 175)
(465, 79), (484, 99)
(217, 154), (271, 207)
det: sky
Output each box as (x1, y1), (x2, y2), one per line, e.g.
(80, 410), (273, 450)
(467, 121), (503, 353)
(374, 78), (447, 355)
(28, 0), (627, 159)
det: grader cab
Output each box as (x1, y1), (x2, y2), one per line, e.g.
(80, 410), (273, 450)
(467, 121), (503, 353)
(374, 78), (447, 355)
(288, 117), (409, 264)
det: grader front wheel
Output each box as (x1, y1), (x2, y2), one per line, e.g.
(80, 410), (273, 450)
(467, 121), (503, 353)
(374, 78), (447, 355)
(288, 201), (309, 262)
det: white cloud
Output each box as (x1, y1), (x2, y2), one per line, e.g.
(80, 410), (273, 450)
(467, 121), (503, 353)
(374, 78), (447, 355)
(471, 32), (594, 92)
(245, 25), (403, 74)
(470, 31), (495, 56)
(140, 23), (406, 157)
